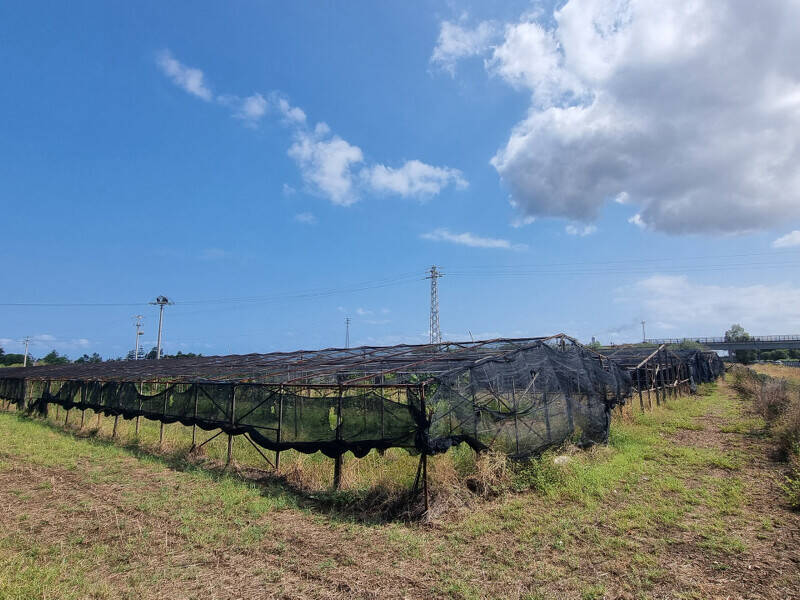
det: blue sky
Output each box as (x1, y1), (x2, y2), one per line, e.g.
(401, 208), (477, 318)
(2, 1), (800, 359)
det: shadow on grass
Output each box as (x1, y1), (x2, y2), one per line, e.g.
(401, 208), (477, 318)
(8, 408), (426, 524)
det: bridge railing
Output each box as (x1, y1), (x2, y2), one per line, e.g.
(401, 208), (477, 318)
(645, 335), (800, 345)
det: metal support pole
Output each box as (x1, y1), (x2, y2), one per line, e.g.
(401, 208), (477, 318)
(421, 384), (429, 514)
(636, 370), (644, 411)
(135, 382), (142, 436)
(276, 385), (283, 472)
(191, 384), (198, 450)
(333, 387), (343, 490)
(80, 383), (86, 429)
(225, 385), (236, 468)
(159, 384), (166, 447)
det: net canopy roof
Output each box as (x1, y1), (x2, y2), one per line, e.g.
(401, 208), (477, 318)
(0, 335), (587, 386)
(0, 335), (634, 459)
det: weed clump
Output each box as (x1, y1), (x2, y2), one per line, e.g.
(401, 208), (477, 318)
(732, 366), (800, 508)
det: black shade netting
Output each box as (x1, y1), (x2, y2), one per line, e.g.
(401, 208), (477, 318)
(425, 344), (631, 458)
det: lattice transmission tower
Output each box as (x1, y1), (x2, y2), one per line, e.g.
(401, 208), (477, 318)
(426, 265), (443, 345)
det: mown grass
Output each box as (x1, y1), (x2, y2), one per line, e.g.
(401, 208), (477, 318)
(0, 382), (794, 599)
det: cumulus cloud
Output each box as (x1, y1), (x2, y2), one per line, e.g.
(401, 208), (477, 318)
(363, 160), (467, 198)
(565, 224), (597, 236)
(156, 50), (213, 101)
(617, 275), (800, 334)
(288, 123), (364, 206)
(421, 228), (526, 250)
(235, 93), (268, 125)
(156, 51), (466, 206)
(437, 2), (800, 234)
(431, 20), (499, 73)
(275, 96), (307, 124)
(772, 230), (800, 248)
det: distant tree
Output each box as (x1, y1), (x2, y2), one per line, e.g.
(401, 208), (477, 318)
(40, 350), (70, 365)
(675, 340), (704, 350)
(145, 346), (158, 360)
(74, 352), (102, 363)
(724, 324), (756, 364)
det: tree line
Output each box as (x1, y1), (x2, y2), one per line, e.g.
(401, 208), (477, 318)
(0, 346), (202, 367)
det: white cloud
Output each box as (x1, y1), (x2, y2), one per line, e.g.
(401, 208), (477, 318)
(628, 214), (646, 229)
(565, 224), (597, 236)
(772, 230), (800, 248)
(421, 228), (527, 250)
(156, 50), (212, 101)
(0, 334), (91, 356)
(294, 212), (317, 225)
(235, 93), (268, 125)
(288, 123), (364, 206)
(431, 20), (499, 73)
(510, 214), (536, 228)
(363, 160), (467, 198)
(275, 96), (307, 124)
(355, 307), (373, 316)
(439, 2), (800, 234)
(617, 274), (800, 334)
(282, 183), (296, 196)
(155, 52), (466, 206)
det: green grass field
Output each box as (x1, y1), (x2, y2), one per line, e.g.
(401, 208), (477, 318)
(1, 380), (798, 599)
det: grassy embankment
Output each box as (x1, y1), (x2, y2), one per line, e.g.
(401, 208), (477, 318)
(1, 379), (798, 599)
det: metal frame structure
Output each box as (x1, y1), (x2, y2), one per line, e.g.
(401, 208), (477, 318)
(0, 335), (724, 514)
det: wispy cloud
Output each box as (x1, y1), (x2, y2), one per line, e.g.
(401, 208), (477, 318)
(565, 224), (597, 236)
(772, 230), (800, 248)
(421, 228), (527, 250)
(156, 50), (213, 101)
(155, 50), (467, 206)
(294, 212), (317, 225)
(199, 247), (233, 260)
(363, 160), (467, 198)
(617, 275), (800, 335)
(431, 20), (500, 74)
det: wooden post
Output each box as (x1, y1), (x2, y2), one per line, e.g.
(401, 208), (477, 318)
(225, 385), (236, 468)
(636, 370), (644, 411)
(112, 414), (119, 438)
(333, 454), (342, 490)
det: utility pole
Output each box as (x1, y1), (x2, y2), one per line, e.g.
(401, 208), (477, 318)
(133, 315), (144, 360)
(641, 320), (646, 343)
(22, 336), (30, 367)
(150, 296), (173, 359)
(426, 265), (443, 345)
(345, 317), (351, 349)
